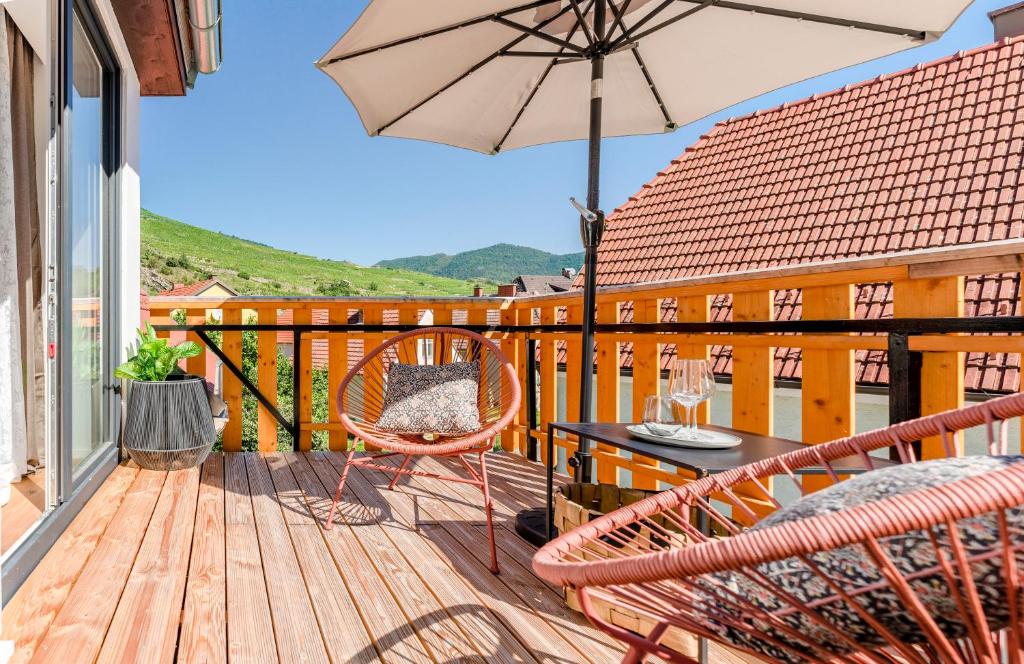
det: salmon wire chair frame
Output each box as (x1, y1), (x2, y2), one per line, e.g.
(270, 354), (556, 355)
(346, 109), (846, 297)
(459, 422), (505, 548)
(533, 392), (1024, 664)
(326, 327), (521, 573)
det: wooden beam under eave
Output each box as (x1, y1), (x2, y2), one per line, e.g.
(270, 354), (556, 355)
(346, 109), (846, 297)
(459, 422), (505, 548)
(109, 0), (188, 96)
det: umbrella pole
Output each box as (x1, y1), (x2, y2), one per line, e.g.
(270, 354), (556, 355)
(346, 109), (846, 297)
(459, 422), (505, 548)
(573, 0), (607, 484)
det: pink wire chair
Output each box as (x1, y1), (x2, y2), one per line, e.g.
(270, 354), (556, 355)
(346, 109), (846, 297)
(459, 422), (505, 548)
(325, 327), (520, 573)
(533, 392), (1024, 663)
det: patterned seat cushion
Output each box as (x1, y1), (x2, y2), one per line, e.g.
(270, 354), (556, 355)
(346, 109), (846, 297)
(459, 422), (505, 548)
(699, 455), (1024, 663)
(376, 361), (481, 436)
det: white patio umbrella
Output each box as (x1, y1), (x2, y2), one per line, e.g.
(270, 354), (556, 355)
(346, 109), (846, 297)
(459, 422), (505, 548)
(317, 0), (972, 484)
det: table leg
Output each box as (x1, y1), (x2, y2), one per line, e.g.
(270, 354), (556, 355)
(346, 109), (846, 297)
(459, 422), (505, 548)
(546, 425), (555, 542)
(696, 490), (710, 664)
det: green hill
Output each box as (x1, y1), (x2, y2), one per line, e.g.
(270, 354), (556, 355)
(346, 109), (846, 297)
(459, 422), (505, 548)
(140, 209), (483, 297)
(376, 243), (584, 283)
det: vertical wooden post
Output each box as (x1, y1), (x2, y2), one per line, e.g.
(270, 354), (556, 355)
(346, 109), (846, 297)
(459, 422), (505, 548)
(731, 291), (775, 435)
(362, 305), (384, 452)
(185, 308), (206, 376)
(328, 307), (348, 451)
(517, 306), (532, 456)
(538, 306), (557, 465)
(801, 285), (855, 490)
(674, 294), (710, 484)
(595, 300), (620, 483)
(894, 277), (965, 458)
(731, 290), (775, 520)
(564, 304), (583, 438)
(222, 307), (243, 452)
(499, 303), (521, 453)
(150, 308), (173, 340)
(675, 295), (711, 423)
(294, 308), (313, 451)
(257, 307), (279, 452)
(630, 297), (661, 490)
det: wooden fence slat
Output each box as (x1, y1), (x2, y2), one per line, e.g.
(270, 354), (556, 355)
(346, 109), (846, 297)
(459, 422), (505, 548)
(894, 276), (965, 458)
(362, 306), (384, 452)
(327, 307), (348, 451)
(674, 295), (711, 484)
(801, 285), (855, 491)
(564, 305), (583, 437)
(538, 306), (557, 465)
(257, 308), (279, 452)
(731, 291), (774, 435)
(498, 305), (521, 453)
(595, 300), (620, 484)
(630, 298), (661, 490)
(222, 308), (244, 452)
(294, 308), (314, 451)
(185, 308), (206, 376)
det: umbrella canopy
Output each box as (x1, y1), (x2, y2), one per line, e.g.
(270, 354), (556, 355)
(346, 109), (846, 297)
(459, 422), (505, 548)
(318, 0), (973, 155)
(318, 0), (975, 501)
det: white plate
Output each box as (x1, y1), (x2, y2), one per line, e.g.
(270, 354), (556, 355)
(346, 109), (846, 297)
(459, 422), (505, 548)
(626, 424), (742, 449)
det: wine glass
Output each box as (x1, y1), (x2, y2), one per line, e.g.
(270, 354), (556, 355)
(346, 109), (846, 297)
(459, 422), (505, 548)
(642, 395), (682, 437)
(668, 359), (716, 439)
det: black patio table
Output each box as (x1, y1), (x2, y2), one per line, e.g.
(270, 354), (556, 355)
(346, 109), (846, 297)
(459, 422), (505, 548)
(544, 421), (894, 542)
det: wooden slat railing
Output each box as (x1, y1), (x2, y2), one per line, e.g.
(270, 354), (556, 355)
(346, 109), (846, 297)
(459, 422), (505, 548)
(143, 239), (1024, 492)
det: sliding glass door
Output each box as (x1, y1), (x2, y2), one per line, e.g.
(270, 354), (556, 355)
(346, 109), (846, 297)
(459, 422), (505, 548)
(63, 0), (118, 484)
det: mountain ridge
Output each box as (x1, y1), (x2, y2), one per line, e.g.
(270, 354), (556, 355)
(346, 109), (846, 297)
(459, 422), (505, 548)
(376, 243), (584, 283)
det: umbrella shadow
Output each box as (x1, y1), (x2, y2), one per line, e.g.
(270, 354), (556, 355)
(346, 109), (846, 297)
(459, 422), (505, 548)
(345, 604), (580, 664)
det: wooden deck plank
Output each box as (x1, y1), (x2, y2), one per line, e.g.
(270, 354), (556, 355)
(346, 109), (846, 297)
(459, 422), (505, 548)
(97, 466), (201, 664)
(342, 453), (626, 663)
(244, 454), (330, 664)
(29, 468), (166, 664)
(3, 465), (139, 664)
(11, 451), (725, 664)
(285, 452), (432, 664)
(178, 456), (227, 664)
(264, 454), (390, 663)
(301, 453), (485, 663)
(319, 454), (539, 664)
(223, 454), (278, 664)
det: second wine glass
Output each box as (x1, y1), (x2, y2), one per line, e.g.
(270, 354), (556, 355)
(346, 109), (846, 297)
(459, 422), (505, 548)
(668, 359), (716, 439)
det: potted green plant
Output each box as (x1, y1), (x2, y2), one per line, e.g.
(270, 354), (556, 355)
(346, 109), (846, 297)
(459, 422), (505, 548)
(115, 324), (216, 471)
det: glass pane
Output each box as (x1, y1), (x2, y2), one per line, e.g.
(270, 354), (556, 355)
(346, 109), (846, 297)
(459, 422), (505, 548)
(69, 11), (106, 473)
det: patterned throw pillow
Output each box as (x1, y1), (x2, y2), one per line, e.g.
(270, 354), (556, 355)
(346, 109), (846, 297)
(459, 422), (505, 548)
(375, 361), (482, 436)
(698, 456), (1024, 663)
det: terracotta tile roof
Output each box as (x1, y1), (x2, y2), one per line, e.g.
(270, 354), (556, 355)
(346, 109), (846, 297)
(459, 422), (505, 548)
(585, 37), (1024, 393)
(157, 278), (236, 297)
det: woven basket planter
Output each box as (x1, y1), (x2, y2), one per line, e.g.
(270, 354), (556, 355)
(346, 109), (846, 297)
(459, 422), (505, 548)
(123, 376), (216, 471)
(555, 483), (733, 658)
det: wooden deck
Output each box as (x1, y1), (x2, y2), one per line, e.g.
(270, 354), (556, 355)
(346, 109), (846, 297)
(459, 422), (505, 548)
(3, 451), (748, 663)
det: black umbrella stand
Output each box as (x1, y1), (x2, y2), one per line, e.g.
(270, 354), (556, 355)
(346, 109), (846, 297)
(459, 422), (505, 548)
(515, 0), (607, 547)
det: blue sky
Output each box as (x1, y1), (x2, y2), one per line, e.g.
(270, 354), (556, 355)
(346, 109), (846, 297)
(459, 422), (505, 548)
(140, 1), (1006, 265)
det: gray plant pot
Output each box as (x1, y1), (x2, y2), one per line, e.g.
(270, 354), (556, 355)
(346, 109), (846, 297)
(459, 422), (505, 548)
(123, 376), (216, 471)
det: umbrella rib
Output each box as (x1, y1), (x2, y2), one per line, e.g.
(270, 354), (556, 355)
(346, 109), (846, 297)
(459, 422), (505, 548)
(493, 16), (587, 53)
(608, 0), (674, 128)
(611, 0), (928, 50)
(606, 0), (634, 42)
(606, 0), (679, 50)
(375, 2), (577, 136)
(609, 0), (715, 49)
(567, 0), (597, 46)
(319, 0), (561, 66)
(494, 0), (595, 154)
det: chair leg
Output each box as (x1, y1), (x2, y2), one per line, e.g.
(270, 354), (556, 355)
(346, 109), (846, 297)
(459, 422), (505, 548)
(325, 449), (355, 531)
(388, 455), (412, 490)
(478, 449), (499, 574)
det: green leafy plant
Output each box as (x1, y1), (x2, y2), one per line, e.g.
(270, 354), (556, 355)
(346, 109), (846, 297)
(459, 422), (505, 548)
(114, 323), (202, 382)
